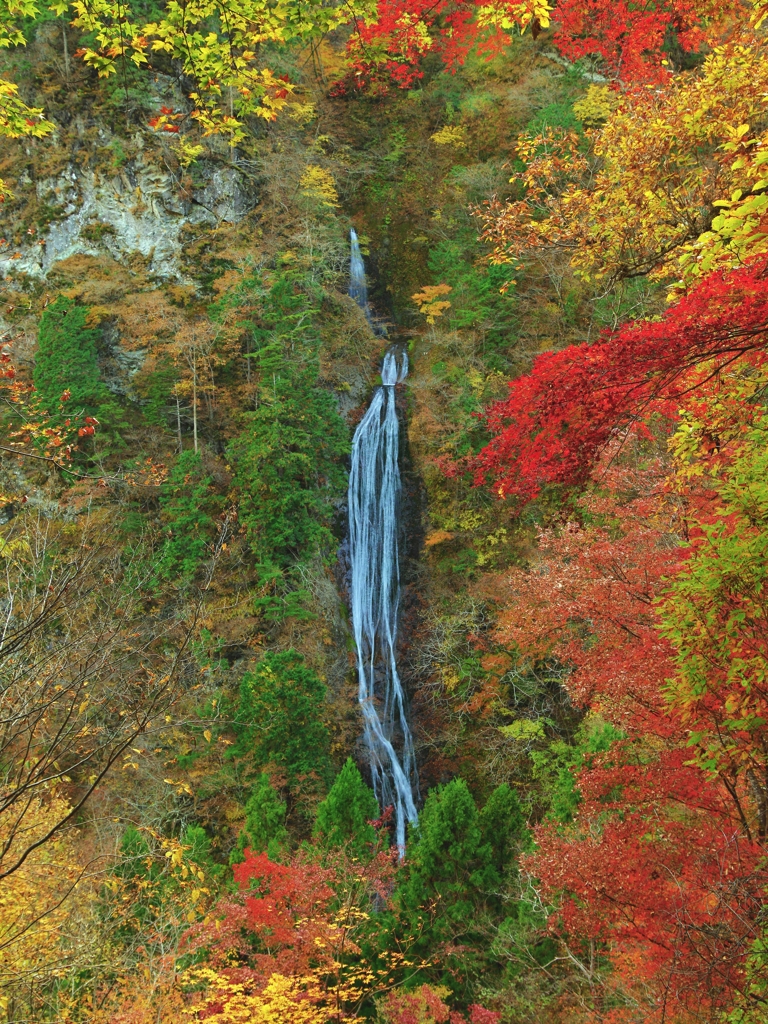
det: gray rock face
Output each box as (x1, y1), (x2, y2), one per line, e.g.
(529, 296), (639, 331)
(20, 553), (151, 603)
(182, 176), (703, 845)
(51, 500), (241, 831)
(0, 145), (258, 282)
(194, 165), (259, 223)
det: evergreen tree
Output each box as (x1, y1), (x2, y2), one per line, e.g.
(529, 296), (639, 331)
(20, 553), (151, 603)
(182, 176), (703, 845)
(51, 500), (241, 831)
(232, 649), (332, 791)
(394, 780), (527, 996)
(230, 773), (289, 864)
(156, 449), (224, 581)
(181, 823), (225, 883)
(228, 366), (349, 570)
(225, 271), (349, 610)
(397, 779), (490, 949)
(478, 783), (525, 879)
(34, 296), (107, 415)
(314, 758), (379, 859)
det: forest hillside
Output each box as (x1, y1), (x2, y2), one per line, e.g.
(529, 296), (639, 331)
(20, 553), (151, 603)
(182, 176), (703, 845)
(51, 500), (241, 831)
(1, 1), (767, 1022)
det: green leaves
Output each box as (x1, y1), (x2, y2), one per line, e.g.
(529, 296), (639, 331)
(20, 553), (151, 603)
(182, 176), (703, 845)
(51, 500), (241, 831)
(156, 450), (224, 582)
(660, 407), (768, 782)
(231, 773), (289, 864)
(232, 649), (332, 790)
(227, 272), (349, 583)
(314, 758), (379, 859)
(34, 296), (107, 416)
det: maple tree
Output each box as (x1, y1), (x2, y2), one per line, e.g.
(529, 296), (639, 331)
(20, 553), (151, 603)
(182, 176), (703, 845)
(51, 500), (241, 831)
(475, 457), (768, 1020)
(467, 255), (768, 503)
(0, 338), (94, 501)
(182, 846), (403, 1023)
(378, 983), (501, 1024)
(332, 0), (551, 96)
(479, 38), (768, 287)
(550, 0), (739, 84)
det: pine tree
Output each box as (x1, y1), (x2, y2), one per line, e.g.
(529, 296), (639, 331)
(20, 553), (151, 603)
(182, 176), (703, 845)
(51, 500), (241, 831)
(232, 650), (332, 792)
(231, 774), (289, 864)
(156, 450), (224, 581)
(478, 784), (525, 879)
(34, 296), (107, 416)
(226, 271), (349, 584)
(397, 779), (489, 950)
(314, 758), (379, 859)
(228, 366), (349, 570)
(181, 824), (225, 882)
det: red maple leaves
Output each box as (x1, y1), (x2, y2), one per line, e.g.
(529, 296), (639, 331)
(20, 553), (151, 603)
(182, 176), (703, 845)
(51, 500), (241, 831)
(332, 0), (740, 95)
(552, 0), (721, 83)
(468, 256), (768, 504)
(481, 479), (766, 1021)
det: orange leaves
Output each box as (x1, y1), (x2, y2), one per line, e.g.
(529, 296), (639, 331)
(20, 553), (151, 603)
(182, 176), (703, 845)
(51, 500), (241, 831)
(184, 848), (400, 1022)
(78, 417), (99, 438)
(0, 342), (92, 483)
(378, 983), (501, 1024)
(148, 106), (183, 134)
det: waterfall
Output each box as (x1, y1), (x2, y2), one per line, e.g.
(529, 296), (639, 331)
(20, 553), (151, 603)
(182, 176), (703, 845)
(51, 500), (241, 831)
(348, 347), (419, 852)
(349, 228), (372, 323)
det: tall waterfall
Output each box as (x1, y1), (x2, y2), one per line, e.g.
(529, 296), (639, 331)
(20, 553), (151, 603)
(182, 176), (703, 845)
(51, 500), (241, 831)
(348, 348), (419, 852)
(349, 228), (372, 323)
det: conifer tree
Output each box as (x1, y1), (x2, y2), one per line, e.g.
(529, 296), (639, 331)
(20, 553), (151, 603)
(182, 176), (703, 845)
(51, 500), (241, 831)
(229, 366), (349, 571)
(314, 758), (379, 859)
(397, 780), (489, 951)
(226, 271), (349, 589)
(232, 650), (332, 791)
(156, 450), (224, 581)
(181, 824), (225, 882)
(34, 296), (106, 416)
(478, 784), (525, 879)
(231, 774), (289, 864)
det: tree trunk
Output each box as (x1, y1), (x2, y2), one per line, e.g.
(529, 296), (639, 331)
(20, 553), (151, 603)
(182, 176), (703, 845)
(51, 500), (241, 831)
(62, 22), (70, 85)
(192, 350), (198, 454)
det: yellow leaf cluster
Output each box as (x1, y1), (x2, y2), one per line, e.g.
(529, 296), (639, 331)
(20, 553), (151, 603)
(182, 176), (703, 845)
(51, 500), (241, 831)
(0, 791), (83, 1010)
(184, 970), (333, 1024)
(572, 84), (617, 127)
(430, 125), (468, 148)
(299, 165), (340, 208)
(480, 32), (768, 288)
(475, 0), (552, 33)
(412, 283), (452, 323)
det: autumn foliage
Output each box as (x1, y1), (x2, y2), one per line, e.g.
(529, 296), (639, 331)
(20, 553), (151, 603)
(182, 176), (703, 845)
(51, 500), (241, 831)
(182, 848), (401, 1022)
(3, 2), (768, 1023)
(469, 255), (768, 502)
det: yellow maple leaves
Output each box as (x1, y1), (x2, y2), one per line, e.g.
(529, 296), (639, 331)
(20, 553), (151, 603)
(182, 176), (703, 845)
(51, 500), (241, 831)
(430, 125), (469, 148)
(0, 791), (84, 1014)
(299, 165), (340, 208)
(412, 284), (452, 323)
(184, 970), (343, 1024)
(475, 0), (552, 33)
(572, 84), (617, 127)
(480, 27), (768, 290)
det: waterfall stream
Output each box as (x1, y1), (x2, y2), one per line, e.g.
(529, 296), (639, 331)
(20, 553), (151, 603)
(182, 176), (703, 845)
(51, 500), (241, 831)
(349, 228), (371, 322)
(347, 231), (419, 851)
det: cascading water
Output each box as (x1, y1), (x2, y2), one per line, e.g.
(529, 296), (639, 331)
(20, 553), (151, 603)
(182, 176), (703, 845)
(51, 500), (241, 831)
(349, 350), (419, 852)
(349, 228), (372, 324)
(347, 229), (418, 852)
